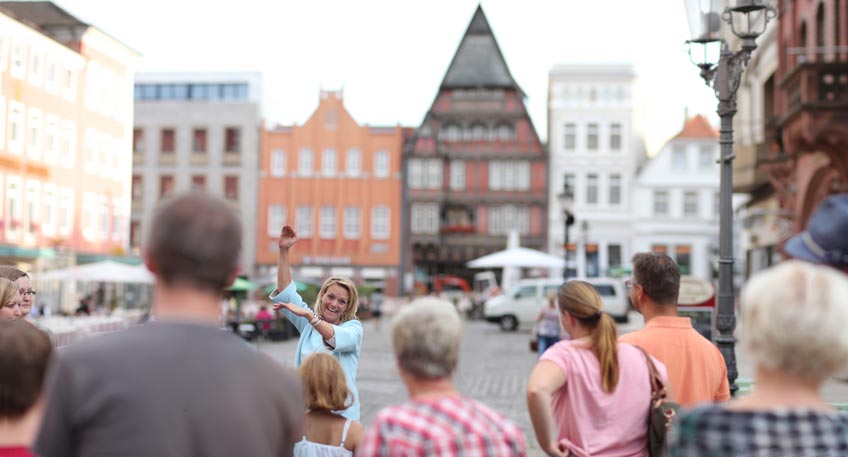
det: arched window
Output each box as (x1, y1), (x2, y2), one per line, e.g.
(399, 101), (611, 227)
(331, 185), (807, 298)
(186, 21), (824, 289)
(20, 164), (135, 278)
(799, 21), (808, 64)
(470, 123), (486, 140)
(441, 123), (461, 141)
(496, 123), (514, 141)
(835, 0), (842, 54)
(816, 3), (825, 57)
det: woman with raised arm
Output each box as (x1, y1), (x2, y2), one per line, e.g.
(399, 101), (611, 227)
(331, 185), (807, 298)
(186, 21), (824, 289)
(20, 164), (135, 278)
(270, 224), (363, 421)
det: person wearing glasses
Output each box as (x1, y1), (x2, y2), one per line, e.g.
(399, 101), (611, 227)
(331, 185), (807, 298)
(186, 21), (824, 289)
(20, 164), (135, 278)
(0, 278), (22, 321)
(0, 266), (35, 318)
(270, 224), (363, 421)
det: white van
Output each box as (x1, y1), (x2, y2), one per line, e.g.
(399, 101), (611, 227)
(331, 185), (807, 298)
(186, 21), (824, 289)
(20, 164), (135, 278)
(484, 277), (629, 331)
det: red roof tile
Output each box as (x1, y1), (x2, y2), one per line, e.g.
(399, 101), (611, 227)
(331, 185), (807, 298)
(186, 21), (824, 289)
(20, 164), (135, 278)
(674, 114), (719, 140)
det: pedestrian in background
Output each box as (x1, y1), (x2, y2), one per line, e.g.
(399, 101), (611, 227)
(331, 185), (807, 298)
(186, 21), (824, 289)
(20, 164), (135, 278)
(359, 297), (526, 457)
(527, 280), (665, 457)
(783, 194), (848, 274)
(535, 290), (561, 357)
(0, 321), (52, 457)
(620, 253), (729, 407)
(0, 278), (22, 321)
(271, 224), (363, 421)
(0, 266), (35, 319)
(294, 353), (363, 457)
(668, 261), (848, 456)
(35, 193), (304, 457)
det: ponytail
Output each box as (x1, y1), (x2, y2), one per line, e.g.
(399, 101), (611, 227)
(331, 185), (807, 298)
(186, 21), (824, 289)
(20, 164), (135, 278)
(591, 313), (619, 392)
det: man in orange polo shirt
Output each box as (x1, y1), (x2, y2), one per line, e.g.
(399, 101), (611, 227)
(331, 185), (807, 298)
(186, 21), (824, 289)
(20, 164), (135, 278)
(620, 253), (729, 407)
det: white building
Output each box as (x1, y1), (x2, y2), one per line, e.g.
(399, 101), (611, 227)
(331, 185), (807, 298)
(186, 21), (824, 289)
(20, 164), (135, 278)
(633, 115), (720, 280)
(548, 64), (638, 278)
(131, 72), (262, 277)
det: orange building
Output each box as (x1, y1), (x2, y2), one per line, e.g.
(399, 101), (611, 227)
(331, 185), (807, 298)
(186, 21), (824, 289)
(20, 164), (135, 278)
(257, 91), (410, 294)
(0, 2), (139, 276)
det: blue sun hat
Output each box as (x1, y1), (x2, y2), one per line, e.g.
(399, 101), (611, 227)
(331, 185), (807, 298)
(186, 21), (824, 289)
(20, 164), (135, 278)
(783, 194), (848, 267)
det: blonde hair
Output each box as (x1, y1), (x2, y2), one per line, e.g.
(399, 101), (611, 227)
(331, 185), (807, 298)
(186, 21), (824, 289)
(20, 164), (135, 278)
(742, 261), (848, 382)
(392, 297), (462, 379)
(558, 280), (619, 392)
(0, 278), (18, 309)
(298, 353), (352, 411)
(314, 277), (359, 323)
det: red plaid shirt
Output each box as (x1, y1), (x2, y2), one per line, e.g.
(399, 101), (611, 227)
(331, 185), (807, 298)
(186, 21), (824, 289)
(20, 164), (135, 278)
(358, 395), (526, 457)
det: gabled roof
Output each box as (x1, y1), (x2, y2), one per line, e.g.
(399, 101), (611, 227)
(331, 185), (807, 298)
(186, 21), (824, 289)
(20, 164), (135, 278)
(439, 5), (524, 95)
(0, 1), (87, 29)
(673, 114), (719, 140)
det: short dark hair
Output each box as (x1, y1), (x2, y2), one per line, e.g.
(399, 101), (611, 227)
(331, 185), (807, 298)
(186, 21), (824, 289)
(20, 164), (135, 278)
(0, 266), (28, 282)
(0, 321), (52, 419)
(147, 192), (242, 292)
(632, 252), (681, 305)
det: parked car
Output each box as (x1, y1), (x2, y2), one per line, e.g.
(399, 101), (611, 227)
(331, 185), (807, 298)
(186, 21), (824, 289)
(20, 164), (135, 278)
(484, 277), (629, 331)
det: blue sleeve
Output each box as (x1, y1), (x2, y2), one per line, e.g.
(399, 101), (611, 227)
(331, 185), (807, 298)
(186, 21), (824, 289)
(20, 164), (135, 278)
(269, 281), (309, 333)
(332, 319), (363, 353)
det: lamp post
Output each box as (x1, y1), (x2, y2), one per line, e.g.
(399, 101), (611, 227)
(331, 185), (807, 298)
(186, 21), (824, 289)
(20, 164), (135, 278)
(683, 0), (777, 395)
(557, 181), (575, 280)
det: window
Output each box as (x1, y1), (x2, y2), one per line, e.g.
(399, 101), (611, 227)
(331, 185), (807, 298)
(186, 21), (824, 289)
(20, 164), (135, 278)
(45, 59), (58, 94)
(319, 206), (336, 239)
(130, 221), (141, 248)
(111, 197), (122, 242)
(411, 203), (439, 234)
(43, 115), (59, 164)
(713, 192), (720, 216)
(192, 128), (207, 153)
(224, 176), (238, 201)
(587, 123), (598, 150)
(225, 127), (240, 153)
(676, 245), (692, 275)
(586, 174), (598, 204)
(42, 184), (56, 236)
(27, 108), (42, 159)
(450, 160), (465, 190)
(84, 129), (98, 174)
(672, 146), (687, 170)
(371, 206), (390, 240)
(60, 121), (75, 168)
(322, 148), (337, 176)
(426, 159), (441, 189)
(496, 123), (513, 140)
(610, 123), (622, 150)
(295, 206), (313, 238)
(343, 206), (361, 239)
(58, 188), (73, 236)
(160, 128), (175, 153)
(608, 244), (622, 268)
(28, 50), (43, 87)
(609, 174), (621, 205)
(488, 205), (530, 235)
(699, 145), (714, 169)
(470, 123), (486, 140)
(564, 123), (576, 150)
(684, 191), (699, 216)
(24, 181), (39, 236)
(82, 192), (96, 240)
(10, 43), (25, 79)
(61, 66), (77, 101)
(442, 123), (461, 141)
(191, 175), (205, 191)
(654, 190), (669, 215)
(8, 101), (24, 155)
(131, 175), (143, 200)
(267, 204), (286, 236)
(408, 160), (423, 189)
(271, 149), (286, 177)
(564, 173), (576, 197)
(374, 150), (390, 178)
(6, 178), (22, 235)
(133, 128), (144, 153)
(99, 195), (109, 239)
(0, 97), (5, 148)
(298, 148), (313, 176)
(489, 161), (530, 191)
(159, 175), (174, 198)
(346, 148), (361, 176)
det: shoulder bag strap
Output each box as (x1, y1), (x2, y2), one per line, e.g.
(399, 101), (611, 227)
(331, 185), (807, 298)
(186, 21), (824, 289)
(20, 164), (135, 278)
(631, 345), (667, 403)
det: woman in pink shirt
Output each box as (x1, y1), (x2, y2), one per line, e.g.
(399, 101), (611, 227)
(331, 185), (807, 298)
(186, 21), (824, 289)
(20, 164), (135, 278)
(526, 280), (667, 457)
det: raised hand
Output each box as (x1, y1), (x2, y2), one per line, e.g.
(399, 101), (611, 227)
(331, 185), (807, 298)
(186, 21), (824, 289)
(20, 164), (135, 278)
(279, 224), (297, 251)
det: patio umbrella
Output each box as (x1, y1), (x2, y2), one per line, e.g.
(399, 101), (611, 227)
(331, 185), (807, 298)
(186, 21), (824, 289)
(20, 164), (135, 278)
(467, 247), (566, 269)
(227, 277), (259, 292)
(39, 261), (154, 284)
(261, 281), (309, 295)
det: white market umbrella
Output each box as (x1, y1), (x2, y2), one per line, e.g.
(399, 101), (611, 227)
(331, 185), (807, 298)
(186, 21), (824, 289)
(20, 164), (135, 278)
(40, 261), (154, 284)
(467, 247), (567, 269)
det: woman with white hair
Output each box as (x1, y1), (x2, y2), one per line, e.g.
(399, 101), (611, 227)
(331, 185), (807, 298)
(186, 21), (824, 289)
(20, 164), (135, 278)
(358, 297), (526, 456)
(668, 261), (848, 456)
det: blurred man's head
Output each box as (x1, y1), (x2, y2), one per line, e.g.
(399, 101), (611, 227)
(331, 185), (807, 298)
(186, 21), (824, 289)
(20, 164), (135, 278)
(784, 194), (848, 274)
(145, 192), (242, 293)
(391, 297), (462, 382)
(0, 321), (52, 421)
(630, 253), (681, 310)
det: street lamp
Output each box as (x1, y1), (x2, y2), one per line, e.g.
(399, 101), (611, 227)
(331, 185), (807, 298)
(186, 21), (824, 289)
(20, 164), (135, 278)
(557, 181), (575, 280)
(683, 0), (777, 395)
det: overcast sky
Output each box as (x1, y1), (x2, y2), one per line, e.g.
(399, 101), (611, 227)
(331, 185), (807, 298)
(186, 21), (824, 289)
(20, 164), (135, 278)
(57, 0), (724, 155)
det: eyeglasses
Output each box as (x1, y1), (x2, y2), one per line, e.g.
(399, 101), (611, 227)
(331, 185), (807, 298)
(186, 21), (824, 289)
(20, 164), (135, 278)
(18, 289), (36, 296)
(624, 279), (636, 289)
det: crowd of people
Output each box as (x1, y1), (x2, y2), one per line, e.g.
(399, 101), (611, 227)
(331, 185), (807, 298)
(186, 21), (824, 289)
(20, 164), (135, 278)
(1, 192), (848, 457)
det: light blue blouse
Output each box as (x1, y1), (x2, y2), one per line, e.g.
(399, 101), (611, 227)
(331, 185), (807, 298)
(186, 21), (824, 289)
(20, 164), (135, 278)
(270, 282), (363, 420)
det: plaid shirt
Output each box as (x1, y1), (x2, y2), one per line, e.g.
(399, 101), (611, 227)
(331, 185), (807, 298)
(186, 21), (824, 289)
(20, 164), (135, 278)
(358, 395), (526, 457)
(668, 405), (848, 457)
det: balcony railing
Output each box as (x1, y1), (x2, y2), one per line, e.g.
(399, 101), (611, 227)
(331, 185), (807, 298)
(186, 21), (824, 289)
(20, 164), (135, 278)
(781, 51), (848, 122)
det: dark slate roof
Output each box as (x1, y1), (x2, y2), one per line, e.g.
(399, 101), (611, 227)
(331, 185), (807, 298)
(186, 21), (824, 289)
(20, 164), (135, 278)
(0, 1), (87, 29)
(440, 5), (524, 94)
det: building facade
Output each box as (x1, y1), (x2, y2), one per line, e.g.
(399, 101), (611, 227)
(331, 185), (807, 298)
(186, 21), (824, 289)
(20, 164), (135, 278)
(633, 115), (720, 280)
(0, 2), (139, 274)
(548, 64), (637, 278)
(131, 72), (261, 275)
(403, 6), (548, 292)
(256, 90), (408, 294)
